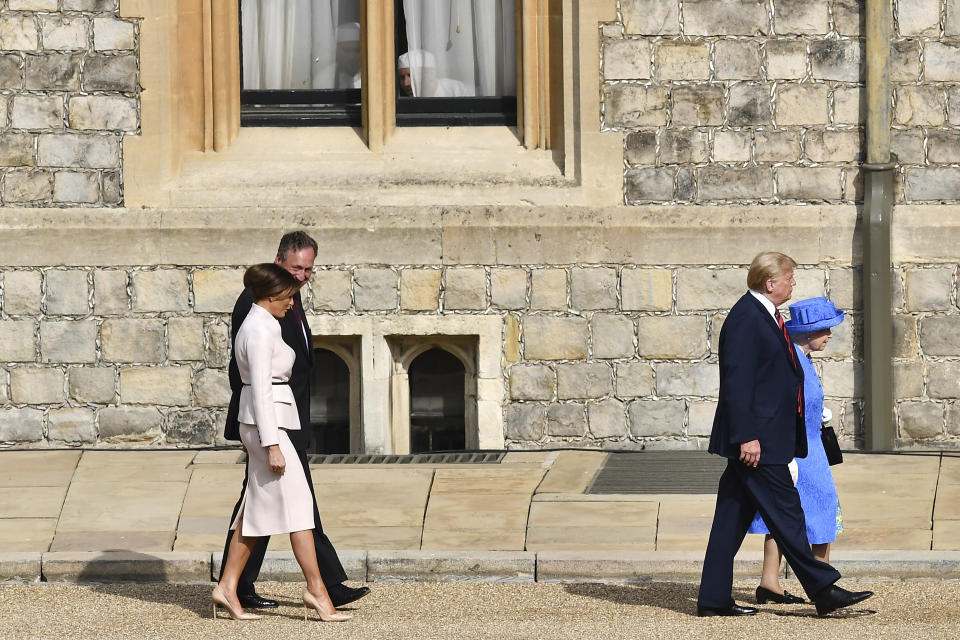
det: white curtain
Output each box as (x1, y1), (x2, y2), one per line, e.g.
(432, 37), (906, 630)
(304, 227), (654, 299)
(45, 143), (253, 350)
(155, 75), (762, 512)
(401, 0), (516, 97)
(242, 0), (360, 90)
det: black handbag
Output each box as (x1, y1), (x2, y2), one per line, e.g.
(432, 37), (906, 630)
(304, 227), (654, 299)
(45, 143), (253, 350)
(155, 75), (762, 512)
(820, 426), (843, 466)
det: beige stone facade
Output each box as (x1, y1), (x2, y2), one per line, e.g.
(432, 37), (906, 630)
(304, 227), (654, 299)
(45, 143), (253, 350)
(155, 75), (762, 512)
(1, 1), (959, 451)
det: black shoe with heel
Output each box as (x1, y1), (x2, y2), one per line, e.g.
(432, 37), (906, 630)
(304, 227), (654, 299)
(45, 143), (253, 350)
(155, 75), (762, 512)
(756, 585), (805, 604)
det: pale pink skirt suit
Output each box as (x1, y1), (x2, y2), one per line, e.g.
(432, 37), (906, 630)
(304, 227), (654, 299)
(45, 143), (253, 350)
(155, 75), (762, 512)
(230, 303), (313, 537)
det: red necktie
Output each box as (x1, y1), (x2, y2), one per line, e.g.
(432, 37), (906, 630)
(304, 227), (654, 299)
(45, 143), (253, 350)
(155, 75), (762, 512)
(776, 308), (803, 415)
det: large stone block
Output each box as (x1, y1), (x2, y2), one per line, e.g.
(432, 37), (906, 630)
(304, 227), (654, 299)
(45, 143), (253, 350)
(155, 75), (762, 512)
(621, 0), (678, 35)
(624, 130), (656, 165)
(0, 320), (35, 362)
(819, 360), (862, 398)
(3, 168), (52, 203)
(0, 15), (39, 51)
(503, 403), (546, 441)
(81, 54), (137, 91)
(40, 319), (97, 363)
(10, 367), (65, 404)
(755, 130), (799, 162)
(11, 94), (63, 129)
(603, 40), (651, 80)
(591, 314), (635, 359)
(776, 84), (830, 125)
(670, 85), (724, 126)
(53, 170), (100, 204)
(530, 269), (567, 311)
(905, 168), (960, 201)
(615, 362), (655, 397)
(711, 314), (726, 355)
(68, 367), (115, 403)
(444, 267), (486, 310)
(98, 406), (162, 443)
(195, 369), (231, 407)
(676, 268), (746, 311)
(904, 268), (954, 311)
(25, 53), (81, 91)
(712, 130), (751, 162)
(603, 85), (668, 127)
(165, 410), (215, 445)
(805, 129), (861, 164)
(588, 399), (627, 438)
(570, 268), (617, 311)
(660, 130), (709, 164)
(0, 132), (35, 166)
(132, 270), (189, 312)
(204, 322), (230, 368)
(948, 402), (960, 436)
(120, 367), (192, 405)
(926, 130), (960, 164)
(311, 270), (352, 311)
(557, 363), (613, 399)
(776, 167), (843, 201)
(63, 0), (117, 9)
(354, 268), (397, 311)
(810, 40), (862, 82)
(625, 167), (675, 202)
(687, 400), (718, 436)
(895, 86), (945, 126)
(950, 0), (960, 36)
(657, 362), (719, 397)
(698, 166), (773, 200)
(546, 403), (587, 437)
(898, 401), (942, 440)
(523, 316), (589, 360)
(101, 318), (165, 363)
(509, 364), (555, 401)
(4, 270), (42, 315)
(37, 132), (119, 169)
(490, 268), (527, 310)
(729, 83), (773, 126)
(925, 42), (960, 82)
(897, 0), (942, 37)
(637, 315), (706, 359)
(45, 269), (89, 315)
(893, 361), (923, 399)
(48, 407), (96, 444)
(714, 40), (761, 79)
(621, 268), (672, 311)
(628, 399), (685, 437)
(683, 0), (770, 35)
(68, 95), (138, 131)
(927, 361), (960, 399)
(833, 0), (863, 35)
(833, 86), (865, 125)
(0, 54), (21, 90)
(774, 0), (829, 34)
(399, 268), (441, 311)
(102, 170), (121, 204)
(891, 40), (921, 82)
(40, 15), (89, 51)
(765, 40), (807, 79)
(893, 315), (918, 359)
(0, 407), (44, 443)
(93, 17), (135, 50)
(167, 316), (204, 361)
(93, 269), (128, 314)
(10, 0), (59, 8)
(191, 268), (243, 313)
(656, 41), (709, 80)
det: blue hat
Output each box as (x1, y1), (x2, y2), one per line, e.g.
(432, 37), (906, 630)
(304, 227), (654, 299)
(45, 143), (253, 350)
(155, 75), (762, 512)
(784, 297), (844, 335)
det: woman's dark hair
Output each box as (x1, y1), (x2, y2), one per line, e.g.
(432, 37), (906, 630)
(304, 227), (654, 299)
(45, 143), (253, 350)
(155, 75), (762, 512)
(244, 263), (299, 302)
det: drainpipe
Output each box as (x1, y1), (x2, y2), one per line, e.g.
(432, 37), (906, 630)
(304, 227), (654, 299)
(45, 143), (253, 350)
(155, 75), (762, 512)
(862, 0), (895, 451)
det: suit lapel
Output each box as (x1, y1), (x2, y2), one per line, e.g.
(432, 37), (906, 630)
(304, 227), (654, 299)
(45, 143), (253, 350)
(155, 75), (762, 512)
(745, 293), (798, 373)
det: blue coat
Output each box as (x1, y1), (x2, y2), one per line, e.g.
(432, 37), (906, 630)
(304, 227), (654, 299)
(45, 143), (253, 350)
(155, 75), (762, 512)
(708, 292), (807, 464)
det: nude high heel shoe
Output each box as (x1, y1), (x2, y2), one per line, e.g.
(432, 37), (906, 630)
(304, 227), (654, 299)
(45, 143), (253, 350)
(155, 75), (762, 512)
(303, 589), (353, 622)
(212, 585), (262, 621)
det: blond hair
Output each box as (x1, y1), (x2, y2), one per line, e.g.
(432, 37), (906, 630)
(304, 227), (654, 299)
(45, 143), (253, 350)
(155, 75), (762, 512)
(747, 252), (797, 291)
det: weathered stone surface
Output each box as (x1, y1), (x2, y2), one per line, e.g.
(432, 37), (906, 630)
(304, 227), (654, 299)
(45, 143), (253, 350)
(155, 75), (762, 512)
(354, 268), (397, 311)
(677, 268), (746, 311)
(4, 270), (42, 315)
(926, 130), (960, 164)
(819, 359), (862, 399)
(48, 407), (96, 444)
(10, 367), (65, 404)
(603, 84), (668, 127)
(727, 81), (772, 124)
(0, 54), (21, 90)
(40, 15), (89, 51)
(81, 54), (137, 92)
(774, 0), (829, 34)
(621, 268), (672, 311)
(810, 40), (862, 82)
(101, 319), (165, 363)
(588, 399), (627, 438)
(670, 85), (724, 126)
(557, 363), (613, 399)
(310, 270), (351, 311)
(4, 169), (52, 203)
(63, 0), (117, 9)
(895, 86), (945, 126)
(0, 15), (39, 51)
(764, 40), (807, 79)
(45, 269), (89, 315)
(93, 269), (128, 314)
(776, 167), (843, 201)
(603, 40), (651, 80)
(687, 400), (718, 436)
(950, 0), (960, 36)
(676, 168), (695, 201)
(891, 40), (921, 82)
(546, 403), (587, 437)
(524, 316), (588, 360)
(40, 320), (97, 363)
(98, 406), (162, 443)
(167, 317), (204, 361)
(614, 362), (654, 397)
(132, 270), (189, 312)
(755, 130), (799, 162)
(570, 268), (617, 310)
(683, 0), (769, 36)
(776, 84), (829, 125)
(444, 267), (486, 310)
(711, 314), (726, 354)
(927, 361), (960, 399)
(0, 320), (35, 362)
(195, 369), (230, 407)
(898, 401), (942, 440)
(905, 168), (960, 201)
(505, 314), (521, 363)
(833, 86), (865, 125)
(165, 410), (215, 445)
(892, 315), (918, 359)
(204, 322), (230, 368)
(893, 361), (923, 399)
(0, 132), (35, 166)
(904, 268), (954, 311)
(656, 42), (709, 80)
(591, 314), (635, 359)
(660, 130), (709, 164)
(698, 166), (773, 200)
(624, 131), (656, 165)
(37, 132), (119, 169)
(490, 268), (527, 310)
(10, 0), (59, 8)
(530, 269), (567, 311)
(713, 130), (751, 162)
(625, 167), (675, 202)
(191, 268), (243, 313)
(509, 364), (555, 401)
(69, 367), (115, 403)
(923, 42), (960, 82)
(714, 40), (761, 79)
(805, 129), (862, 163)
(637, 316), (706, 359)
(101, 170), (121, 205)
(833, 0), (863, 35)
(948, 402), (960, 436)
(120, 367), (192, 405)
(53, 170), (100, 204)
(657, 361), (719, 397)
(628, 399), (685, 437)
(11, 94), (63, 129)
(898, 0), (942, 37)
(503, 403), (546, 441)
(93, 17), (135, 50)
(68, 95), (138, 131)
(25, 53), (81, 91)
(0, 407), (44, 443)
(621, 0), (679, 35)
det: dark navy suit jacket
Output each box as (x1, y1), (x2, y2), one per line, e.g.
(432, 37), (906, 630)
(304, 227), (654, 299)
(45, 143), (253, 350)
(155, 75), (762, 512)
(223, 288), (314, 451)
(708, 292), (807, 464)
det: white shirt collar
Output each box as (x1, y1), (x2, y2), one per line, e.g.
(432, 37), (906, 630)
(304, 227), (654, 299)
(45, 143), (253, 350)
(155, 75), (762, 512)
(749, 289), (778, 319)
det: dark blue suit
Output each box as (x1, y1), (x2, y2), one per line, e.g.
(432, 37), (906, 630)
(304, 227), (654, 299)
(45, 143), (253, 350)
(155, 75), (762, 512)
(698, 292), (840, 608)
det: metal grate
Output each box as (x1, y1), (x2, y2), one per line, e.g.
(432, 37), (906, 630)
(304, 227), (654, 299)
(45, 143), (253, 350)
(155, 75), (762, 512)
(306, 452), (506, 465)
(588, 451), (727, 494)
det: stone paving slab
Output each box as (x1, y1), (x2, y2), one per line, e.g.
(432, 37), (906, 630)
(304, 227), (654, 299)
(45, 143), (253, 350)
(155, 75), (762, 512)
(41, 551), (210, 583)
(325, 526), (424, 550)
(57, 481), (189, 533)
(50, 531), (176, 552)
(0, 518), (56, 552)
(933, 520), (960, 550)
(534, 451), (605, 494)
(420, 528), (527, 551)
(0, 486), (68, 518)
(0, 451), (80, 487)
(211, 550), (367, 582)
(525, 526), (657, 551)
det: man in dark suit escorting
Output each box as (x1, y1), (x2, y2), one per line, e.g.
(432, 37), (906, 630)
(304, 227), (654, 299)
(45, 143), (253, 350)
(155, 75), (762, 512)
(697, 252), (873, 618)
(219, 231), (370, 609)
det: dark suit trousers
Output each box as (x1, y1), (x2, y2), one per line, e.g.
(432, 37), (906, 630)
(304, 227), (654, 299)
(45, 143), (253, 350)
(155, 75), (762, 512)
(219, 447), (348, 591)
(697, 459), (841, 608)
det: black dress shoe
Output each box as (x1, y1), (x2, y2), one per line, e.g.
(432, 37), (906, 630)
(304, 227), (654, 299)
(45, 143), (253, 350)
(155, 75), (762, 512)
(813, 585), (874, 617)
(697, 602), (759, 617)
(756, 585), (805, 604)
(237, 592), (279, 609)
(327, 583), (371, 608)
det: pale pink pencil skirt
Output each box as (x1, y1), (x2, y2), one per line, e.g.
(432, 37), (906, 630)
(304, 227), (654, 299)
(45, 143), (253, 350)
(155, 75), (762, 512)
(230, 424), (314, 538)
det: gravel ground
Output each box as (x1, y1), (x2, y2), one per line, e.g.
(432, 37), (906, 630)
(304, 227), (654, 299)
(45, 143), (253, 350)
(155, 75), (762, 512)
(1, 579), (958, 640)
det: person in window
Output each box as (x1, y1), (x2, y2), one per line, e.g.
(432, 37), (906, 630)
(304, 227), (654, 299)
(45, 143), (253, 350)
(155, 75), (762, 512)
(747, 297), (846, 606)
(213, 263), (351, 623)
(398, 49), (475, 97)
